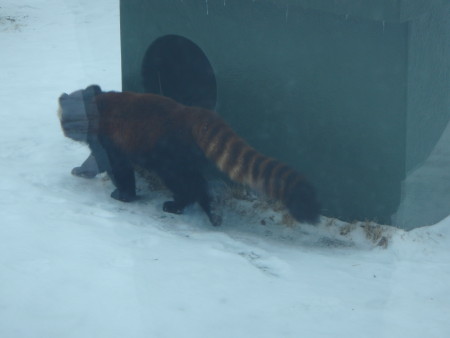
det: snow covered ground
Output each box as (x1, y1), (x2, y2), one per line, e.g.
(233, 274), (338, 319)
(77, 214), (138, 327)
(1, 1), (449, 337)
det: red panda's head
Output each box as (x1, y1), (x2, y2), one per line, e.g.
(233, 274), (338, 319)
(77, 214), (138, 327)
(57, 85), (102, 142)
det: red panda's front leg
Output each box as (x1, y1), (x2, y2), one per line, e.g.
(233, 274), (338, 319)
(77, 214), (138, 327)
(101, 141), (137, 203)
(108, 164), (137, 202)
(71, 153), (100, 178)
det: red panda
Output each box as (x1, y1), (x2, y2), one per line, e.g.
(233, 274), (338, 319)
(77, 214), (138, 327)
(58, 85), (320, 226)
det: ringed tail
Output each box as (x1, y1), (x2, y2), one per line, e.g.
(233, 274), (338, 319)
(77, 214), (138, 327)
(191, 109), (320, 224)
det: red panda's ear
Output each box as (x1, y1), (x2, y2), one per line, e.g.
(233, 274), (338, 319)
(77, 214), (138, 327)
(85, 84), (102, 96)
(59, 93), (69, 104)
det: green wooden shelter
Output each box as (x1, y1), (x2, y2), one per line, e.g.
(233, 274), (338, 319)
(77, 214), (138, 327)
(120, 0), (450, 228)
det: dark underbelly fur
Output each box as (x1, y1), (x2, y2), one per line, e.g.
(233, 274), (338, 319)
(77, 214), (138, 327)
(94, 134), (222, 226)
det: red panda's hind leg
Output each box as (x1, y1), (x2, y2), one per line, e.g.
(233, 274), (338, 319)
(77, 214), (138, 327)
(197, 192), (222, 226)
(163, 200), (185, 214)
(156, 162), (221, 225)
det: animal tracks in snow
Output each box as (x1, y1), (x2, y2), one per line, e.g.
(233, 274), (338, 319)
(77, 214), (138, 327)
(237, 251), (289, 277)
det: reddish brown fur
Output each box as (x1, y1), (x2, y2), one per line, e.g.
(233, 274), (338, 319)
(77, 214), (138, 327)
(94, 92), (190, 155)
(63, 88), (319, 224)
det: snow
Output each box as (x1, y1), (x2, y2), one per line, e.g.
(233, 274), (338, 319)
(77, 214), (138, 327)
(1, 1), (449, 337)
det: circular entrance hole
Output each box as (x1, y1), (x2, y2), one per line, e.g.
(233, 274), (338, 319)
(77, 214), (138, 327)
(142, 35), (217, 110)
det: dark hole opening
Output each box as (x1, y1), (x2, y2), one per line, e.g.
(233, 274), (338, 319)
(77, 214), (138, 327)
(141, 35), (217, 110)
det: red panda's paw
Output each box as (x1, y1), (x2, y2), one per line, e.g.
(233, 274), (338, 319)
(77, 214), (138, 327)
(70, 154), (100, 179)
(207, 213), (222, 226)
(110, 189), (137, 203)
(71, 166), (98, 179)
(163, 201), (184, 215)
